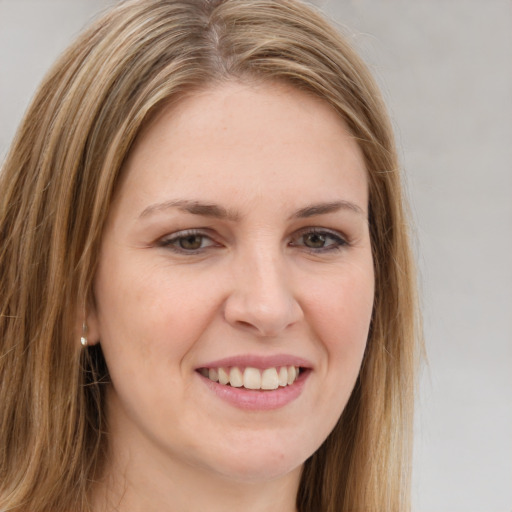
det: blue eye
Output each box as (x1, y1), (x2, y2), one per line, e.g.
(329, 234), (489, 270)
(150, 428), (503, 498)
(292, 229), (347, 252)
(159, 230), (216, 253)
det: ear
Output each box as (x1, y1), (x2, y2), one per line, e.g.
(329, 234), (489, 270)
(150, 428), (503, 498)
(79, 296), (101, 347)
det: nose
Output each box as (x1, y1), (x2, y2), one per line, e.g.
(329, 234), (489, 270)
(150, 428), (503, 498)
(223, 250), (303, 337)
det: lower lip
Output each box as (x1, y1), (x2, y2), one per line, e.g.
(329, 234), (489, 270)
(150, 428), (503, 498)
(198, 370), (310, 411)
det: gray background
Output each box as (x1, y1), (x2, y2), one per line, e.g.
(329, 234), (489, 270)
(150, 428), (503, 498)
(1, 1), (511, 510)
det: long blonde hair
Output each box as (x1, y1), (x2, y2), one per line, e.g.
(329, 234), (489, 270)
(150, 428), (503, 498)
(0, 1), (421, 510)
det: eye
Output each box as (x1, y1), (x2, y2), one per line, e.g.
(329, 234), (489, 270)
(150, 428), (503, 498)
(158, 230), (218, 253)
(291, 228), (347, 252)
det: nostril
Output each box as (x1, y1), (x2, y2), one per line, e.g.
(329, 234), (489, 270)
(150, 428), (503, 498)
(236, 320), (253, 330)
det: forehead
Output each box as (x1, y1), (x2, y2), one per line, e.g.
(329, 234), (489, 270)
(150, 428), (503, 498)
(118, 81), (368, 215)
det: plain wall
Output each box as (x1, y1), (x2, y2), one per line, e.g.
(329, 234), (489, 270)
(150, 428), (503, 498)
(1, 1), (511, 510)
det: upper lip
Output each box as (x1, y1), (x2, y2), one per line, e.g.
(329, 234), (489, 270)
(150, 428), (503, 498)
(196, 354), (313, 370)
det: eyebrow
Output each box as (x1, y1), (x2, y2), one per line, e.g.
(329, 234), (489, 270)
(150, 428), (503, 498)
(139, 199), (366, 221)
(290, 200), (366, 219)
(139, 199), (240, 221)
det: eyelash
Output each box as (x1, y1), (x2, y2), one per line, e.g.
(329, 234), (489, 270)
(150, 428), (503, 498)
(158, 229), (218, 254)
(290, 227), (348, 253)
(158, 228), (348, 255)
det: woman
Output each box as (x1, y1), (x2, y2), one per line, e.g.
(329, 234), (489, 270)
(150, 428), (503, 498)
(0, 0), (421, 511)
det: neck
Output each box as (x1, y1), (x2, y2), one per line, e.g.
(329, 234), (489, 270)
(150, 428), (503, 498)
(92, 453), (301, 512)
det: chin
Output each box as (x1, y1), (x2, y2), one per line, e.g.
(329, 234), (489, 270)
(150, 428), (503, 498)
(194, 431), (311, 483)
(212, 456), (303, 484)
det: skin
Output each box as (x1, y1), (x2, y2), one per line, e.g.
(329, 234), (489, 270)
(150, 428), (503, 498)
(88, 81), (375, 512)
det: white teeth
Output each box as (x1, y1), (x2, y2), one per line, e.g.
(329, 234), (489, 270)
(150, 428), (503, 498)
(243, 367), (261, 389)
(202, 365), (301, 389)
(218, 367), (229, 385)
(229, 367), (243, 387)
(287, 366), (297, 385)
(261, 368), (279, 390)
(278, 366), (288, 387)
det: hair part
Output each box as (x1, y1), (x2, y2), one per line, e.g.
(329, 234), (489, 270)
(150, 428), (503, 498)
(0, 1), (422, 511)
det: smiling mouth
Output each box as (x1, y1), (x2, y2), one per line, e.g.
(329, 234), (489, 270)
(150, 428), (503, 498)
(198, 366), (302, 390)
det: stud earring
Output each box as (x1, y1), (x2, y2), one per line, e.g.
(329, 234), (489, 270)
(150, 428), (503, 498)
(80, 322), (88, 347)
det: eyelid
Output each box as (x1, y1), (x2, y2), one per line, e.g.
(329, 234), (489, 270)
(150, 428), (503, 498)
(290, 227), (349, 251)
(157, 228), (220, 253)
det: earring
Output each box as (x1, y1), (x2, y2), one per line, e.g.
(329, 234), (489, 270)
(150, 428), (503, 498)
(80, 322), (88, 347)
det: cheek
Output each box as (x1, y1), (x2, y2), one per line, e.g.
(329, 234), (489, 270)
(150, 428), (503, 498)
(94, 258), (221, 365)
(304, 261), (374, 381)
(92, 261), (221, 422)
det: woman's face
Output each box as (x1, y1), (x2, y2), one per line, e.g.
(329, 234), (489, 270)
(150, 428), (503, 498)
(90, 81), (374, 484)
